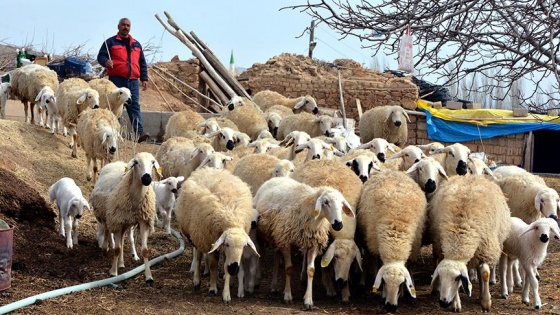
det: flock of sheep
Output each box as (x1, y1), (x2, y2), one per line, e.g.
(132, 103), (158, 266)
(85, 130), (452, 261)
(2, 63), (560, 313)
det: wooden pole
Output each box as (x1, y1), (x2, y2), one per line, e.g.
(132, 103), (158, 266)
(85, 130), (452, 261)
(148, 77), (175, 112)
(337, 68), (347, 129)
(200, 71), (230, 105)
(308, 20), (317, 59)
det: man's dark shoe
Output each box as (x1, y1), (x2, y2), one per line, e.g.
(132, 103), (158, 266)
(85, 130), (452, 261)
(137, 133), (150, 143)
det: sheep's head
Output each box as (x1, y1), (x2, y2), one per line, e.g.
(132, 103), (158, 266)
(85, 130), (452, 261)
(294, 95), (319, 114)
(373, 262), (416, 312)
(389, 145), (427, 171)
(257, 129), (274, 140)
(34, 86), (56, 109)
(127, 152), (162, 186)
(207, 127), (236, 151)
(435, 143), (471, 176)
(111, 87), (131, 105)
(266, 112), (282, 138)
(279, 131), (311, 147)
(234, 131), (251, 147)
(208, 228), (259, 276)
(77, 88), (100, 110)
(272, 159), (295, 177)
(406, 157), (448, 194)
(197, 118), (221, 135)
(102, 128), (121, 160)
(325, 136), (351, 155)
(356, 138), (396, 163)
(160, 176), (185, 194)
(314, 187), (354, 231)
(519, 217), (560, 244)
(384, 106), (410, 128)
(321, 239), (362, 295)
(197, 152), (233, 170)
(67, 197), (91, 219)
(345, 154), (381, 183)
(417, 142), (444, 156)
(312, 115), (336, 137)
(431, 259), (471, 310)
(227, 96), (244, 111)
(534, 188), (560, 221)
(248, 139), (279, 154)
(295, 138), (329, 161)
(467, 156), (496, 180)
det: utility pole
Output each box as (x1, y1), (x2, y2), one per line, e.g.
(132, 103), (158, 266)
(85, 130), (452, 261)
(308, 20), (317, 59)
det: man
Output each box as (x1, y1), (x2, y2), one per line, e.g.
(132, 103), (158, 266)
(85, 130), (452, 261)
(97, 17), (150, 143)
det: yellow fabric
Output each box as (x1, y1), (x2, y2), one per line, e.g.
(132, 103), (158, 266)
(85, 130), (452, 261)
(416, 99), (560, 125)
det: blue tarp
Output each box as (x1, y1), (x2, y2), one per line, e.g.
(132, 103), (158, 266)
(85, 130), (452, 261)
(419, 109), (560, 142)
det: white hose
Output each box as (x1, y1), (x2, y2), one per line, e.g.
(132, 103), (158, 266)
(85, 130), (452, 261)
(0, 229), (185, 314)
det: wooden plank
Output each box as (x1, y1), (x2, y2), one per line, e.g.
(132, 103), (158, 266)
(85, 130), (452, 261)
(356, 99), (363, 120)
(200, 70), (229, 106)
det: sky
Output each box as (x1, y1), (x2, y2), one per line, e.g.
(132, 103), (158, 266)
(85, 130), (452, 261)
(1, 1), (394, 70)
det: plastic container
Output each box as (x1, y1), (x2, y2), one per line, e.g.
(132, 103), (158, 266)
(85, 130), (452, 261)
(0, 222), (13, 291)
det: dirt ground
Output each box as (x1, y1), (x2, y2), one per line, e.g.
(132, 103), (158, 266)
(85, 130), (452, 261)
(1, 113), (560, 315)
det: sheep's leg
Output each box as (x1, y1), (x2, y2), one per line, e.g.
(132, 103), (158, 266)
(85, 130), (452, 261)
(507, 259), (515, 293)
(64, 217), (73, 248)
(139, 221), (153, 285)
(526, 266), (541, 309)
(192, 248), (203, 290)
(341, 280), (351, 302)
(246, 255), (257, 294)
(109, 229), (124, 277)
(222, 258), (233, 303)
(499, 254), (509, 298)
(30, 102), (36, 125)
(322, 264), (336, 297)
(202, 254), (210, 277)
(207, 251), (219, 295)
(86, 156), (93, 181)
(281, 248), (293, 304)
(71, 217), (79, 246)
(522, 271), (530, 306)
(118, 230), (126, 268)
(271, 251), (280, 293)
(478, 263), (492, 312)
(513, 260), (523, 287)
(97, 221), (106, 249)
(469, 267), (478, 283)
(165, 208), (172, 235)
(92, 158), (98, 183)
(129, 226), (139, 261)
(300, 251), (307, 287)
(236, 259), (245, 299)
(489, 264), (497, 285)
(451, 292), (462, 313)
(22, 101), (29, 123)
(303, 247), (318, 310)
(35, 104), (44, 127)
(59, 209), (65, 237)
(0, 102), (5, 119)
(71, 130), (78, 158)
(49, 112), (56, 134)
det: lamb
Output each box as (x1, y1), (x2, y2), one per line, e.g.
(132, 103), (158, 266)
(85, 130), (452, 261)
(35, 86), (59, 134)
(498, 173), (559, 223)
(89, 152), (161, 283)
(429, 175), (511, 312)
(252, 90), (319, 114)
(355, 138), (398, 163)
(10, 64), (59, 125)
(291, 159), (363, 302)
(357, 171), (426, 311)
(174, 168), (259, 303)
(277, 112), (335, 140)
(272, 159), (296, 177)
(151, 176), (185, 234)
(88, 78), (131, 118)
(0, 82), (11, 119)
(222, 101), (270, 140)
(359, 105), (410, 146)
(164, 108), (206, 141)
(499, 217), (560, 309)
(254, 177), (355, 309)
(77, 108), (122, 182)
(56, 78), (100, 158)
(48, 177), (91, 248)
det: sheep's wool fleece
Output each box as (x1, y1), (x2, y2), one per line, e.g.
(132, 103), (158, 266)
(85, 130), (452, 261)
(278, 112), (324, 139)
(223, 105), (267, 140)
(232, 153), (280, 195)
(77, 108), (121, 159)
(499, 173), (551, 223)
(174, 168), (253, 252)
(359, 105), (408, 146)
(358, 171), (427, 263)
(257, 181), (330, 252)
(11, 65), (59, 102)
(430, 175), (511, 264)
(164, 109), (205, 140)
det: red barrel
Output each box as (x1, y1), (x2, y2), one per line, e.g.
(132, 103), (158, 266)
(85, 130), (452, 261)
(0, 226), (13, 291)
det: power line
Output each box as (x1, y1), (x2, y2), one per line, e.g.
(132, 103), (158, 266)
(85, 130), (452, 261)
(314, 37), (352, 59)
(316, 25), (371, 60)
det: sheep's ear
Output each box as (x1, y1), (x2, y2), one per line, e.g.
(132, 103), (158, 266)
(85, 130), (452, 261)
(430, 267), (439, 288)
(355, 246), (363, 271)
(519, 224), (536, 238)
(404, 269), (417, 298)
(76, 93), (87, 105)
(197, 121), (208, 128)
(126, 159), (137, 171)
(406, 162), (419, 175)
(197, 156), (211, 169)
(437, 164), (449, 180)
(534, 194), (542, 213)
(153, 160), (163, 178)
(279, 135), (293, 147)
(176, 176), (185, 183)
(372, 265), (385, 294)
(345, 160), (353, 167)
(550, 222), (560, 241)
(84, 200), (92, 212)
(342, 200), (355, 218)
(312, 117), (321, 123)
(294, 143), (307, 154)
(102, 131), (109, 144)
(402, 108), (411, 123)
(355, 142), (370, 150)
(34, 89), (44, 102)
(245, 236), (260, 257)
(320, 243), (336, 268)
(384, 108), (393, 122)
(206, 130), (220, 138)
(314, 197), (324, 219)
(458, 272), (472, 297)
(389, 150), (404, 160)
(483, 166), (497, 180)
(293, 98), (306, 109)
(208, 233), (226, 254)
(388, 143), (398, 153)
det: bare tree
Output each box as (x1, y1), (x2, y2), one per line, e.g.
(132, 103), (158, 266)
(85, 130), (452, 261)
(284, 0), (560, 110)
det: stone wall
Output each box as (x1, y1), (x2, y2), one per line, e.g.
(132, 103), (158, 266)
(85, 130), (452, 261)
(407, 113), (527, 166)
(149, 58), (201, 108)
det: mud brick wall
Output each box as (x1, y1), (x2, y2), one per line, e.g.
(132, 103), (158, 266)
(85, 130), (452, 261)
(407, 113), (527, 166)
(149, 58), (201, 106)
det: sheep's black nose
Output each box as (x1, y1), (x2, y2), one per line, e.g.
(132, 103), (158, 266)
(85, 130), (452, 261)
(251, 220), (257, 229)
(109, 147), (116, 154)
(227, 262), (239, 276)
(141, 174), (152, 186)
(312, 107), (319, 114)
(414, 158), (420, 163)
(75, 214), (82, 219)
(394, 120), (402, 127)
(126, 98), (132, 106)
(456, 160), (468, 175)
(332, 220), (343, 231)
(312, 155), (320, 160)
(384, 303), (398, 312)
(335, 278), (348, 289)
(324, 130), (330, 136)
(377, 153), (386, 163)
(359, 175), (368, 183)
(439, 300), (451, 308)
(171, 188), (178, 194)
(424, 179), (436, 194)
(226, 140), (235, 151)
(540, 234), (549, 243)
(549, 214), (558, 221)
(93, 105), (99, 109)
(228, 104), (235, 111)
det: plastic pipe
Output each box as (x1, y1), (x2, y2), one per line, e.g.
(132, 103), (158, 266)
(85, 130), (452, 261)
(0, 229), (185, 314)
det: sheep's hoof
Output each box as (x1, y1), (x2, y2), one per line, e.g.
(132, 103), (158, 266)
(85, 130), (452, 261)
(208, 289), (217, 296)
(254, 284), (260, 290)
(193, 283), (200, 290)
(535, 305), (541, 310)
(202, 271), (210, 278)
(523, 300), (530, 306)
(489, 280), (496, 285)
(304, 303), (314, 310)
(146, 279), (154, 286)
(502, 294), (509, 299)
(71, 153), (77, 159)
(86, 175), (92, 181)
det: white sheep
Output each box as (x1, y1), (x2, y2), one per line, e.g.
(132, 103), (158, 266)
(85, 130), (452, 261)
(254, 177), (355, 309)
(267, 131), (312, 161)
(174, 168), (259, 303)
(156, 139), (215, 179)
(277, 113), (335, 140)
(48, 177), (91, 248)
(417, 142), (444, 156)
(206, 127), (237, 151)
(498, 173), (559, 223)
(467, 155), (496, 179)
(56, 78), (100, 158)
(233, 153), (289, 195)
(499, 217), (560, 309)
(359, 105), (410, 146)
(197, 116), (239, 135)
(383, 145), (426, 171)
(0, 82), (11, 119)
(34, 86), (59, 133)
(88, 78), (131, 119)
(432, 142), (471, 176)
(294, 138), (344, 162)
(430, 175), (511, 312)
(493, 165), (530, 179)
(151, 176), (184, 234)
(354, 138), (398, 163)
(223, 97), (268, 140)
(264, 105), (293, 138)
(164, 108), (206, 141)
(9, 64), (59, 126)
(340, 149), (382, 183)
(292, 159), (363, 302)
(77, 108), (122, 182)
(357, 170), (426, 311)
(89, 152), (161, 284)
(252, 90), (319, 114)
(272, 159), (296, 177)
(196, 151), (234, 171)
(406, 157), (448, 196)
